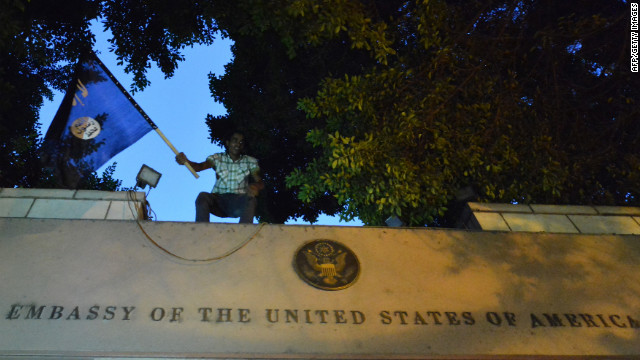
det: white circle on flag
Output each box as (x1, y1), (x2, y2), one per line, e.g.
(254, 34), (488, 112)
(70, 117), (101, 140)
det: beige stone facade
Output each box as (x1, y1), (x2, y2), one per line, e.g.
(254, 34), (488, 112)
(1, 189), (640, 359)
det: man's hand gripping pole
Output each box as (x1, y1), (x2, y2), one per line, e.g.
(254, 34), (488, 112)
(155, 128), (199, 179)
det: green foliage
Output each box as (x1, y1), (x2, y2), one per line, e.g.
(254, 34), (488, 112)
(102, 0), (219, 92)
(285, 0), (638, 226)
(207, 0), (405, 223)
(77, 162), (123, 191)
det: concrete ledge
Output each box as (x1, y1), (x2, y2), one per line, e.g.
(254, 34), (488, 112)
(529, 204), (597, 215)
(470, 212), (511, 231)
(594, 206), (640, 216)
(0, 188), (146, 221)
(502, 213), (579, 233)
(465, 202), (640, 235)
(467, 202), (532, 213)
(106, 200), (143, 220)
(0, 188), (76, 199)
(73, 190), (136, 200)
(569, 215), (640, 235)
(0, 198), (34, 217)
(28, 199), (112, 220)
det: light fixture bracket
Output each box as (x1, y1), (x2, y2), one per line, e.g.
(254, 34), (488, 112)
(136, 164), (162, 189)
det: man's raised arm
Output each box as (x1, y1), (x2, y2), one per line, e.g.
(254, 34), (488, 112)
(175, 152), (212, 173)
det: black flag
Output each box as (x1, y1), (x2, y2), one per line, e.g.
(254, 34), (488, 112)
(43, 52), (155, 188)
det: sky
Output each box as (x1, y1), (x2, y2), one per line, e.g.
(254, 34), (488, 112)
(38, 23), (362, 226)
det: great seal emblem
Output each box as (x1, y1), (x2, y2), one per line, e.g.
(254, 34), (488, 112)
(294, 239), (360, 291)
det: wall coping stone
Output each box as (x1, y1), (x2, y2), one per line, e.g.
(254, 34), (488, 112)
(594, 205), (640, 216)
(0, 187), (77, 199)
(73, 189), (143, 200)
(0, 188), (146, 221)
(467, 202), (532, 213)
(569, 215), (640, 235)
(529, 204), (597, 215)
(465, 202), (640, 235)
(0, 188), (144, 200)
(502, 213), (579, 233)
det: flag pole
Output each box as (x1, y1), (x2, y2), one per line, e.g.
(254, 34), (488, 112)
(91, 52), (199, 179)
(151, 128), (199, 179)
(154, 128), (199, 178)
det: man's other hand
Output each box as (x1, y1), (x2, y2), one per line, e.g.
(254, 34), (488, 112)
(248, 184), (261, 197)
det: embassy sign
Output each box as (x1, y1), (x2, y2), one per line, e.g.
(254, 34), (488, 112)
(1, 217), (640, 358)
(6, 303), (640, 331)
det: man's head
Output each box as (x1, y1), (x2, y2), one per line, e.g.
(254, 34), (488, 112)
(225, 132), (245, 160)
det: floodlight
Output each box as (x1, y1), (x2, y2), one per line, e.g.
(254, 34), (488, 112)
(136, 164), (162, 189)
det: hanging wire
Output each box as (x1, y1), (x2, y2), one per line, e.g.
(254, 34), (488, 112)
(143, 187), (157, 220)
(126, 190), (264, 263)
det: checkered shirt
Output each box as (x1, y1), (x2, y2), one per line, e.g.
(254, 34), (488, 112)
(206, 152), (259, 194)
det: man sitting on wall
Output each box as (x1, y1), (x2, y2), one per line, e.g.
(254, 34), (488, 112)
(175, 131), (264, 223)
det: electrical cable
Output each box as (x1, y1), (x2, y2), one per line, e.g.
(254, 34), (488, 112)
(126, 190), (264, 263)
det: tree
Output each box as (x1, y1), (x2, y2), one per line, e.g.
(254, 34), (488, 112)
(287, 0), (639, 226)
(206, 0), (637, 225)
(0, 0), (217, 189)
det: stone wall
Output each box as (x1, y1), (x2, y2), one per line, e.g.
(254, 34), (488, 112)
(2, 217), (640, 358)
(2, 191), (640, 358)
(461, 202), (640, 234)
(0, 188), (146, 221)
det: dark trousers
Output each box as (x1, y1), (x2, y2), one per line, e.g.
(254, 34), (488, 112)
(195, 192), (256, 223)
